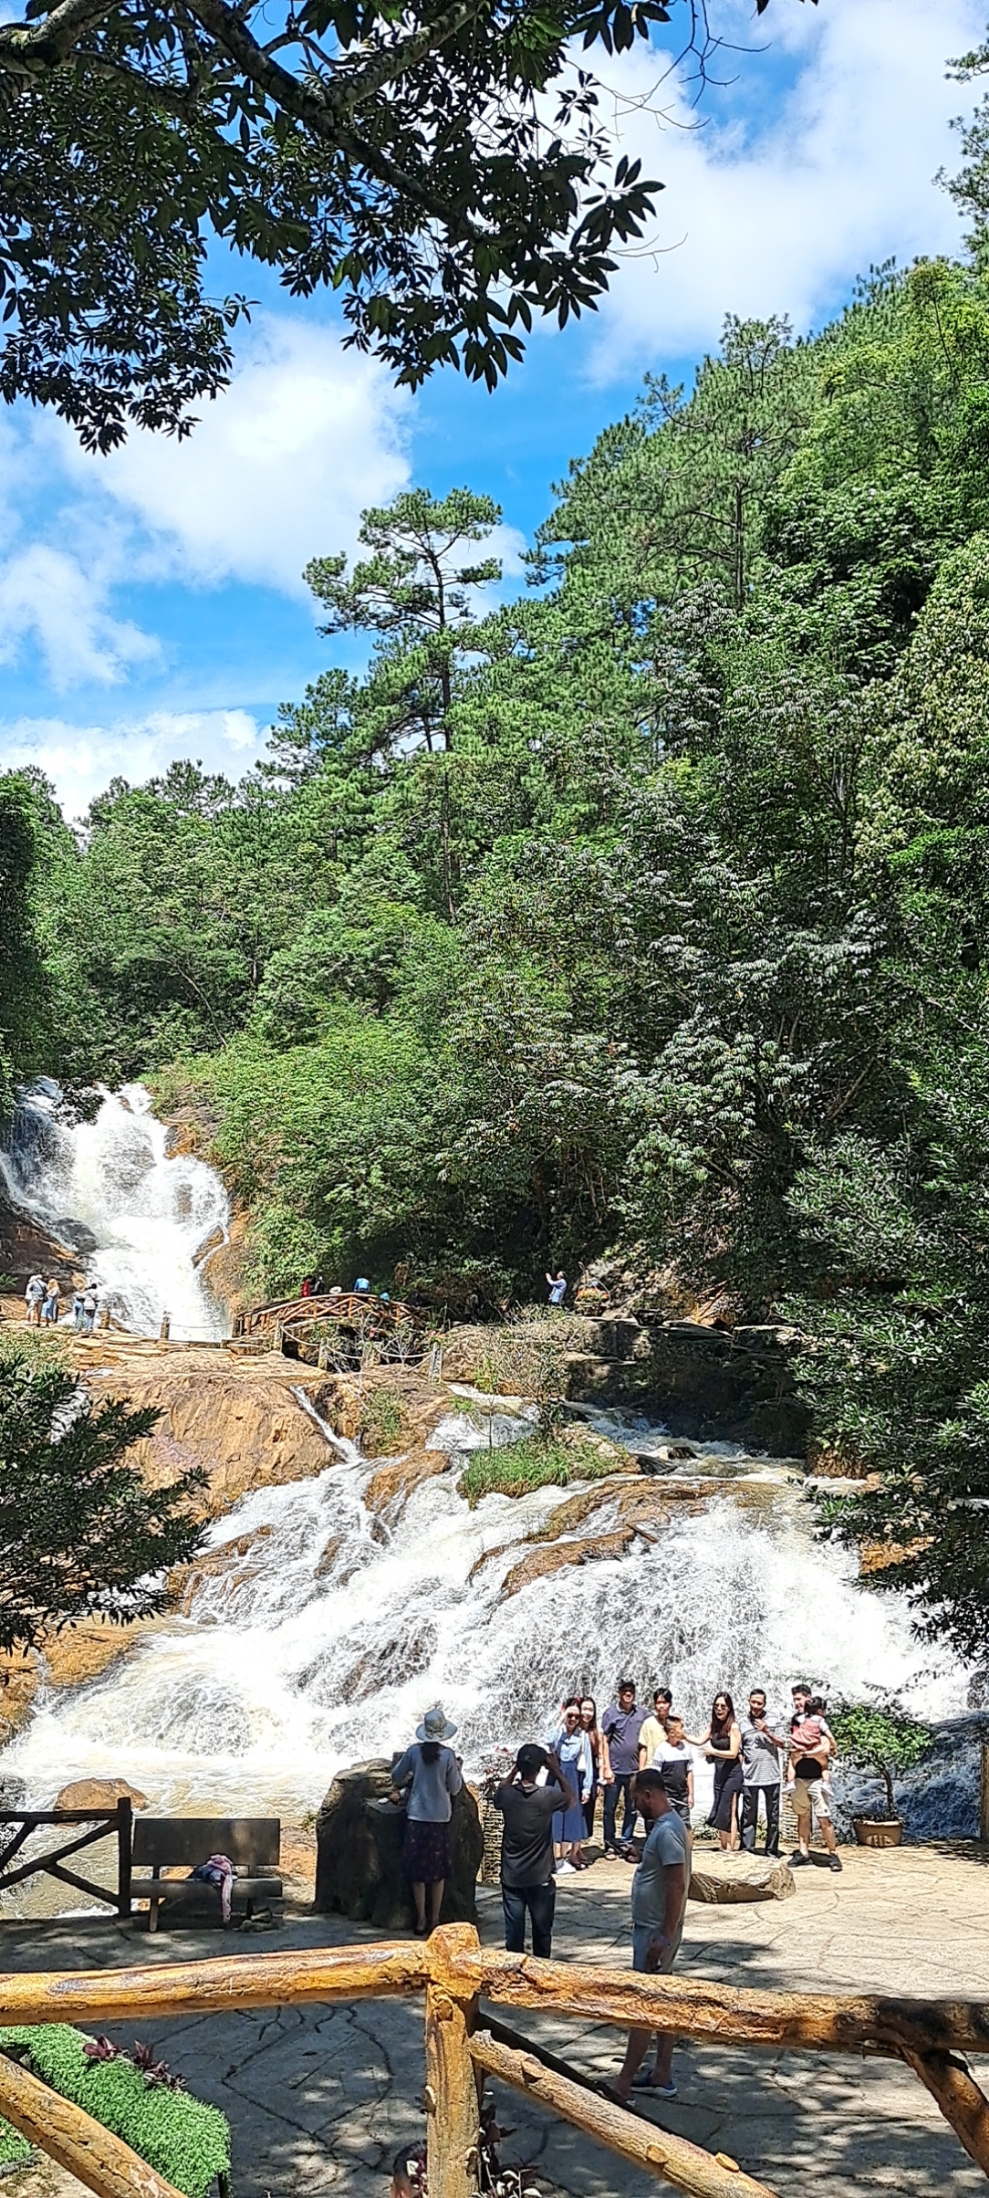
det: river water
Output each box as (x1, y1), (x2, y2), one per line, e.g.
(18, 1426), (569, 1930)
(0, 1084), (973, 1842)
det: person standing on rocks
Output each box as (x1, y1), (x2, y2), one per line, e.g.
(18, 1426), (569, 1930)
(494, 1742), (573, 1958)
(24, 1274), (44, 1326)
(611, 1770), (689, 2103)
(580, 1697), (610, 1843)
(651, 1711), (694, 1828)
(689, 1692), (743, 1851)
(389, 1705), (463, 1936)
(739, 1688), (785, 1857)
(637, 1686), (673, 1772)
(602, 1679), (646, 1854)
(789, 1683), (842, 1874)
(545, 1698), (594, 1872)
(546, 1270), (567, 1306)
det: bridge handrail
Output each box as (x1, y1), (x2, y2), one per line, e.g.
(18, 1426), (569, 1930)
(0, 1926), (986, 2198)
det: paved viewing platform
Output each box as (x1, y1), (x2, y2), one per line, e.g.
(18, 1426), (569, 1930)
(1, 1841), (986, 2198)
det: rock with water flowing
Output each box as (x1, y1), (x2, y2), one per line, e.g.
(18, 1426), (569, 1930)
(315, 1761), (483, 1929)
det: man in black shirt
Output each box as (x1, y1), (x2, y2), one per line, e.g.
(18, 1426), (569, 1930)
(493, 1743), (572, 1958)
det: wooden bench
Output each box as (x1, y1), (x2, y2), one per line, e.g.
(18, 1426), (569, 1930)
(130, 1817), (282, 1932)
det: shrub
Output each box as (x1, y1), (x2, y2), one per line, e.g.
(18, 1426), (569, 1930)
(459, 1432), (621, 1508)
(0, 2027), (231, 2198)
(828, 1698), (933, 1821)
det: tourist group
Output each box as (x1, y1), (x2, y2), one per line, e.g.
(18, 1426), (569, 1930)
(388, 1678), (840, 2102)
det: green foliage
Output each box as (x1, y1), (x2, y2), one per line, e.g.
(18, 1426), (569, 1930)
(0, 0), (686, 449)
(21, 253), (989, 1656)
(828, 1698), (933, 1820)
(458, 1431), (620, 1507)
(0, 2028), (230, 2198)
(0, 1351), (206, 1654)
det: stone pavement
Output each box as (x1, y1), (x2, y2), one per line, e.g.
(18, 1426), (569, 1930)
(0, 1842), (987, 2198)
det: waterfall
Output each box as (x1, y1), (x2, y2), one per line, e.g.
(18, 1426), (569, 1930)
(0, 1081), (230, 1339)
(2, 1420), (969, 1826)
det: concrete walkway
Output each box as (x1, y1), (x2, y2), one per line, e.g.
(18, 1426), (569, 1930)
(0, 1843), (987, 2198)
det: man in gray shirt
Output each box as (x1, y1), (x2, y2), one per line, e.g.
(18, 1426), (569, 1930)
(739, 1687), (784, 1857)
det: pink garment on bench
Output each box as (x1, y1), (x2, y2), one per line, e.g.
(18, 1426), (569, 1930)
(190, 1852), (235, 1923)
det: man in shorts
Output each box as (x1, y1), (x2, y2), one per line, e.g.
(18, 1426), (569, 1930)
(789, 1682), (841, 1873)
(612, 1770), (689, 2102)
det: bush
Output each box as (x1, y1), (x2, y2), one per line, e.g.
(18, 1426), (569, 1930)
(0, 2028), (231, 2198)
(828, 1698), (933, 1821)
(458, 1432), (621, 1508)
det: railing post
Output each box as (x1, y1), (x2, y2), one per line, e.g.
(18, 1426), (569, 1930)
(116, 1797), (132, 1918)
(425, 1926), (481, 2198)
(980, 1736), (989, 1844)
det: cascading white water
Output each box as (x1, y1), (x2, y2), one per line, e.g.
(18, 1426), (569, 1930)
(0, 1086), (973, 1852)
(3, 1408), (969, 1827)
(0, 1081), (229, 1339)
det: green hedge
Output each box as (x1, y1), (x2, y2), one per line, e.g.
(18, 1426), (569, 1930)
(0, 2027), (231, 2198)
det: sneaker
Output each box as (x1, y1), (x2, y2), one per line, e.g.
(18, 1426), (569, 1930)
(790, 1852), (809, 1866)
(631, 2071), (678, 2097)
(828, 1855), (843, 1872)
(556, 1859), (576, 1876)
(652, 2082), (678, 2100)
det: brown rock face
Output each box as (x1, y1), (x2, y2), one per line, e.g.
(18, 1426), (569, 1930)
(43, 1620), (154, 1690)
(363, 1446), (452, 1521)
(314, 1759), (483, 1929)
(85, 1358), (341, 1518)
(496, 1525), (652, 1599)
(54, 1777), (149, 1812)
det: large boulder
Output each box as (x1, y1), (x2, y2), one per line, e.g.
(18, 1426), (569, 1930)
(54, 1778), (148, 1812)
(315, 1759), (483, 1930)
(689, 1852), (795, 1903)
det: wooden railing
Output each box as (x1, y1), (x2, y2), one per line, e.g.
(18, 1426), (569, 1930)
(0, 1928), (987, 2198)
(0, 1804), (131, 1916)
(232, 1290), (418, 1340)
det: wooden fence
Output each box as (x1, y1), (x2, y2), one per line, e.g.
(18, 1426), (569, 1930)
(232, 1291), (418, 1340)
(0, 1927), (987, 2198)
(0, 1804), (131, 1916)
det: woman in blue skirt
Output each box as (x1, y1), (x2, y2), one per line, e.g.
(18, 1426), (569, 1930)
(546, 1697), (594, 1874)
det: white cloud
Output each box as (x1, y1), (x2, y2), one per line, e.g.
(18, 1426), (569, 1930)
(1, 709), (262, 817)
(587, 0), (986, 373)
(55, 315), (412, 597)
(0, 544), (158, 691)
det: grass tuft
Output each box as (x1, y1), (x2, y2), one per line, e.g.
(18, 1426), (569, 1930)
(458, 1432), (622, 1509)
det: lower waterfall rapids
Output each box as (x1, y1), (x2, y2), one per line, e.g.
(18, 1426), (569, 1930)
(0, 1080), (229, 1339)
(0, 1085), (972, 1842)
(2, 1413), (970, 1827)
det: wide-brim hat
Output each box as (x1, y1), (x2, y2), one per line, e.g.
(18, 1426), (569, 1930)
(416, 1704), (457, 1743)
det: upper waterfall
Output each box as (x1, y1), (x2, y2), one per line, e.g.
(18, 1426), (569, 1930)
(0, 1081), (230, 1340)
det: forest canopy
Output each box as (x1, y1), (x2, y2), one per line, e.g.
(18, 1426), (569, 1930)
(9, 250), (989, 1655)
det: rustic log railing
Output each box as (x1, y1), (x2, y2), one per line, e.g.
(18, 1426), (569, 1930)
(232, 1290), (418, 1340)
(0, 1804), (131, 1916)
(0, 1928), (987, 2198)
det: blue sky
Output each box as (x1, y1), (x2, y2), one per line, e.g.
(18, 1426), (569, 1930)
(1, 0), (985, 816)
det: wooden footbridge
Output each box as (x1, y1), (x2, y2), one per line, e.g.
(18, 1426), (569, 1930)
(232, 1288), (427, 1367)
(0, 1925), (987, 2198)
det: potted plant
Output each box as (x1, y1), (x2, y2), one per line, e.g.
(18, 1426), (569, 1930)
(828, 1697), (933, 1847)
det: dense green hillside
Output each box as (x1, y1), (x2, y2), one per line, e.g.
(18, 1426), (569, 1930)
(9, 253), (989, 1655)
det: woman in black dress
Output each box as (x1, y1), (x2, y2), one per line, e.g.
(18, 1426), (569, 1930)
(691, 1691), (743, 1851)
